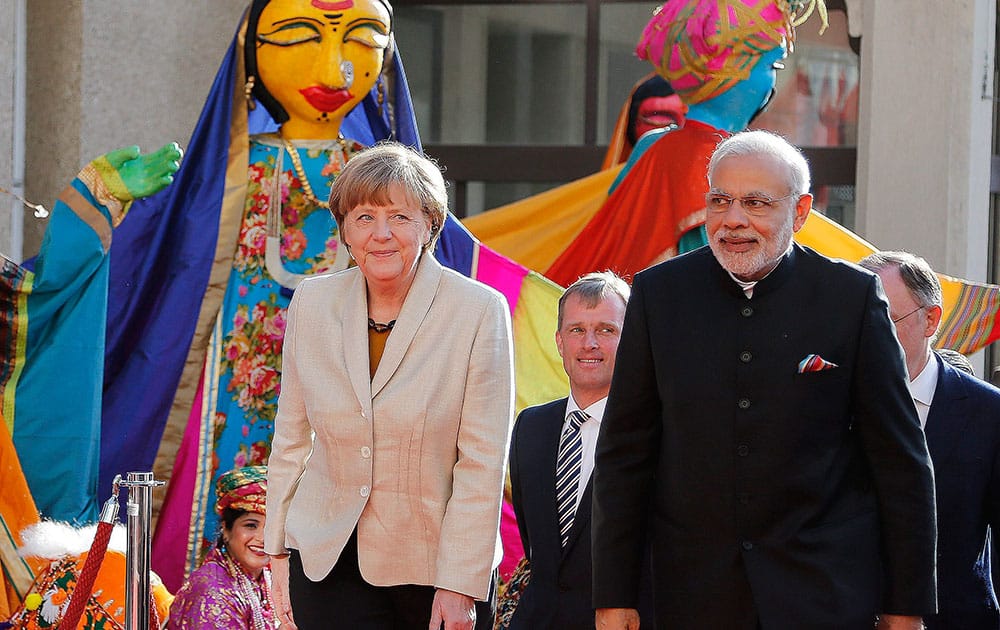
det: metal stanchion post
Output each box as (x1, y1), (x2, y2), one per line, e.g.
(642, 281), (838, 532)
(120, 471), (164, 630)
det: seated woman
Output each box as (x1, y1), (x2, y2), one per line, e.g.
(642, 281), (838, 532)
(167, 466), (273, 629)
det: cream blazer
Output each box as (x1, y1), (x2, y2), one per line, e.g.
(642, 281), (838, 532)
(264, 254), (514, 600)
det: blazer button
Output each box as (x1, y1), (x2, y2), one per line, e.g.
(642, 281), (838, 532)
(736, 444), (750, 457)
(741, 306), (753, 317)
(360, 486), (370, 497)
(741, 541), (753, 551)
(738, 398), (751, 410)
(361, 446), (372, 458)
(739, 351), (752, 363)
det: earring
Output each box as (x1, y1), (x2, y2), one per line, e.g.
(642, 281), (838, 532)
(245, 75), (256, 110)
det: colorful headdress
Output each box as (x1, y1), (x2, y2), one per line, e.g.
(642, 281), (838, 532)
(215, 465), (267, 516)
(636, 0), (827, 105)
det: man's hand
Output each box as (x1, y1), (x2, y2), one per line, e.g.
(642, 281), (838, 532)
(596, 607), (640, 630)
(269, 556), (297, 630)
(429, 588), (476, 630)
(876, 614), (923, 630)
(106, 142), (183, 200)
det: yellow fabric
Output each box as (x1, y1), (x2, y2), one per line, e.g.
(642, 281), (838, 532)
(510, 272), (569, 415)
(796, 210), (996, 354)
(463, 167), (621, 274)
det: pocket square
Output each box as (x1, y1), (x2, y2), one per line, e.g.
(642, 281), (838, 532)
(798, 354), (839, 373)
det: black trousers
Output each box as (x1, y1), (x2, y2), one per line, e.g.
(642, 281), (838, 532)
(288, 532), (496, 630)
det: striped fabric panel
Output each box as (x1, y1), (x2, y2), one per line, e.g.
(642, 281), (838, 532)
(937, 282), (1000, 354)
(1, 257), (31, 429)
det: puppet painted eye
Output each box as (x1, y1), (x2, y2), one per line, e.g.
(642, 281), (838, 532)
(344, 21), (390, 49)
(258, 21), (323, 46)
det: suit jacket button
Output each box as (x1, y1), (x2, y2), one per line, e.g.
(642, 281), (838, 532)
(736, 444), (750, 457)
(741, 541), (753, 551)
(738, 398), (751, 410)
(741, 306), (753, 317)
(738, 493), (750, 505)
(739, 351), (752, 363)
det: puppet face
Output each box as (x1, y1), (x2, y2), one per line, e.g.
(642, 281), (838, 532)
(256, 0), (391, 138)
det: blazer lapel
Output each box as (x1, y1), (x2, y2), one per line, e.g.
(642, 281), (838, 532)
(540, 404), (566, 552)
(562, 475), (593, 559)
(343, 269), (374, 416)
(923, 354), (969, 463)
(370, 254), (443, 398)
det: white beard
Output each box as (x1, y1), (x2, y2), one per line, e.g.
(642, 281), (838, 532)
(708, 212), (794, 281)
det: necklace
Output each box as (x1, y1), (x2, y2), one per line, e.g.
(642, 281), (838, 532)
(368, 318), (396, 333)
(280, 135), (350, 210)
(265, 136), (357, 289)
(221, 548), (273, 630)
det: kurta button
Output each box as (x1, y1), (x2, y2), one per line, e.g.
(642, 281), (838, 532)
(361, 446), (371, 458)
(739, 351), (752, 363)
(741, 306), (753, 317)
(741, 541), (753, 551)
(360, 486), (370, 497)
(738, 398), (751, 409)
(736, 444), (749, 457)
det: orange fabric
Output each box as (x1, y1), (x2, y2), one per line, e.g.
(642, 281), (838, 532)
(0, 412), (41, 619)
(546, 120), (727, 287)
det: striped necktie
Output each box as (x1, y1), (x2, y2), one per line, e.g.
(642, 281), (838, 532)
(556, 410), (588, 547)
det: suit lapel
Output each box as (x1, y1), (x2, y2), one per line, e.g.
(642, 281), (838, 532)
(536, 402), (566, 553)
(923, 354), (969, 463)
(343, 269), (374, 416)
(371, 254), (443, 398)
(562, 475), (593, 558)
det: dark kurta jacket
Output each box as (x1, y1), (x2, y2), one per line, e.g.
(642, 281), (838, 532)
(592, 244), (937, 629)
(924, 354), (1000, 629)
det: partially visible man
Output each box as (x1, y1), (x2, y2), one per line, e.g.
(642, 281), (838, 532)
(592, 130), (937, 630)
(860, 250), (1000, 629)
(509, 272), (648, 629)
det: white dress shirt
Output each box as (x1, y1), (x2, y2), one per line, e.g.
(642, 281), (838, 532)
(907, 352), (939, 429)
(564, 395), (606, 512)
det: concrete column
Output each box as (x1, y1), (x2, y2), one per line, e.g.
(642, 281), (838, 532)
(0, 1), (24, 261)
(854, 0), (995, 281)
(20, 0), (247, 259)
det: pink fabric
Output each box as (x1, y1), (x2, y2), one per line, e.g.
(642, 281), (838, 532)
(475, 245), (529, 316)
(152, 377), (205, 592)
(499, 499), (525, 582)
(637, 0), (788, 104)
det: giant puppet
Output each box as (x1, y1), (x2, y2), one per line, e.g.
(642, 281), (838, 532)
(465, 0), (1000, 354)
(59, 0), (567, 590)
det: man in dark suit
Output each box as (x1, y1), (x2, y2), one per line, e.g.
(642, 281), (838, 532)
(861, 250), (1000, 629)
(592, 130), (937, 630)
(508, 272), (633, 629)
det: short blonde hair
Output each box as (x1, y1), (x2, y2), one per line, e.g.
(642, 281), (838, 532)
(329, 141), (448, 252)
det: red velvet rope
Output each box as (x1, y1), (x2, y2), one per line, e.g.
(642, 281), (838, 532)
(60, 520), (113, 629)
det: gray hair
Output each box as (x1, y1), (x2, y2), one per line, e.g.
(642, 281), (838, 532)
(328, 141), (448, 252)
(858, 251), (942, 308)
(558, 271), (631, 329)
(708, 130), (811, 197)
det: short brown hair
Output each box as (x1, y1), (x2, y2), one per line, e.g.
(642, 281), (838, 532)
(328, 142), (448, 252)
(558, 271), (631, 329)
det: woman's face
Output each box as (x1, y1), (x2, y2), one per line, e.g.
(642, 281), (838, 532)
(255, 0), (391, 138)
(341, 184), (432, 291)
(224, 512), (269, 577)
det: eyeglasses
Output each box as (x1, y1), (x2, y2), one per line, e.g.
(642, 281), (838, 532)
(705, 192), (797, 217)
(891, 305), (924, 324)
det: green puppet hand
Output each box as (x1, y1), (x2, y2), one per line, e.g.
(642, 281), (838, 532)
(104, 142), (184, 200)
